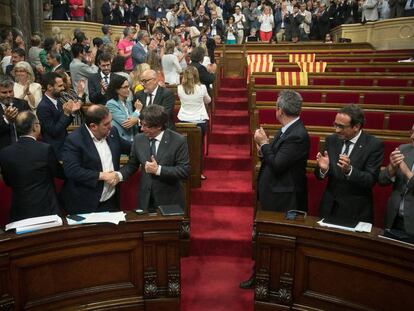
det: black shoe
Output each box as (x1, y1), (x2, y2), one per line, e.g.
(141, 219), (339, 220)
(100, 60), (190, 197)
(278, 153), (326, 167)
(239, 275), (255, 289)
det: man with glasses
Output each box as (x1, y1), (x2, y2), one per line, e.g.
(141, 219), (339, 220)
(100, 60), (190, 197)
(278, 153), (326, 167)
(315, 104), (384, 224)
(133, 69), (176, 130)
(88, 53), (114, 105)
(0, 111), (64, 222)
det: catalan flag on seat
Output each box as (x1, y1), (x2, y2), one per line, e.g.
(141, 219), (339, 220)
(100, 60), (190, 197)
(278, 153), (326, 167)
(247, 54), (273, 65)
(289, 53), (316, 63)
(248, 62), (274, 82)
(276, 72), (308, 86)
(297, 61), (327, 73)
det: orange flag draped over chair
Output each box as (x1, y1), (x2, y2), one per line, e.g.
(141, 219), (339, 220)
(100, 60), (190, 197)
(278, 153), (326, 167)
(297, 61), (327, 73)
(289, 53), (316, 63)
(276, 72), (308, 86)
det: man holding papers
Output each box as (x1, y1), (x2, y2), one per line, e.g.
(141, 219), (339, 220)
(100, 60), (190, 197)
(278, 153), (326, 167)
(379, 124), (414, 235)
(61, 105), (131, 214)
(0, 111), (64, 222)
(315, 105), (384, 224)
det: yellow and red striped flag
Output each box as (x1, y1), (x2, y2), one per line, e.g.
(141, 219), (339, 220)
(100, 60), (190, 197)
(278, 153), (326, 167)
(297, 61), (327, 73)
(247, 54), (273, 65)
(276, 72), (308, 86)
(289, 53), (316, 63)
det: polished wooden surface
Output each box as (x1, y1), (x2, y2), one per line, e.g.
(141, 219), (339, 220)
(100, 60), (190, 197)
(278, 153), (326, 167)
(254, 211), (414, 311)
(0, 212), (187, 310)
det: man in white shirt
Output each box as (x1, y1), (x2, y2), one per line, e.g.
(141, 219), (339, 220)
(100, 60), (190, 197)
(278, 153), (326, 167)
(233, 5), (247, 44)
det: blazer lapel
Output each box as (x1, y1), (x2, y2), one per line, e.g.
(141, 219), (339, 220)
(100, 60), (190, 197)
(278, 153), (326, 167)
(155, 130), (169, 163)
(153, 87), (162, 106)
(106, 129), (118, 168)
(81, 125), (103, 171)
(349, 131), (367, 163)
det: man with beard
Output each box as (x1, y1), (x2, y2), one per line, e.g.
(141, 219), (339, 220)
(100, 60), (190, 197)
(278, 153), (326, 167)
(37, 72), (81, 160)
(0, 76), (30, 150)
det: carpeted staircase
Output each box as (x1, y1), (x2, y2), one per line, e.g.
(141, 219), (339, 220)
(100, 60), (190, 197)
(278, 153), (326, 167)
(181, 77), (255, 311)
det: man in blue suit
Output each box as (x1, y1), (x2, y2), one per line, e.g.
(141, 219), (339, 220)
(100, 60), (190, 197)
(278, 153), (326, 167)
(131, 30), (150, 68)
(37, 72), (81, 160)
(61, 104), (131, 215)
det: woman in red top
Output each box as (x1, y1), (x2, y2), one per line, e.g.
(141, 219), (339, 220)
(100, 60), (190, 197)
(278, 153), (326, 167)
(68, 0), (85, 21)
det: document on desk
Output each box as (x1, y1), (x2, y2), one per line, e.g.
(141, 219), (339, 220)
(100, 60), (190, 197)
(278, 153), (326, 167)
(66, 212), (126, 225)
(5, 215), (63, 234)
(317, 219), (372, 233)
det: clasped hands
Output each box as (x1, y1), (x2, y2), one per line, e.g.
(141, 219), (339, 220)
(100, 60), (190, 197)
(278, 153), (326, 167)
(100, 171), (120, 187)
(389, 148), (413, 178)
(316, 151), (352, 175)
(63, 99), (81, 116)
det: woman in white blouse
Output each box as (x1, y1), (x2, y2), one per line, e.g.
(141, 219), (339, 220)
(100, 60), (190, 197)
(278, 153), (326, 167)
(12, 61), (42, 111)
(161, 40), (182, 85)
(177, 66), (211, 180)
(258, 6), (274, 42)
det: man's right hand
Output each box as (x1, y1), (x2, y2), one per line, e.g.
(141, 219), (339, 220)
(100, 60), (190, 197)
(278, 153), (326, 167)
(316, 151), (330, 173)
(4, 106), (18, 122)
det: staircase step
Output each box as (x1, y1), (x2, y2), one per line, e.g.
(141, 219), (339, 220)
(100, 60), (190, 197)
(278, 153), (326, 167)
(218, 87), (247, 98)
(213, 110), (249, 125)
(192, 187), (254, 207)
(209, 132), (250, 145)
(196, 170), (252, 189)
(215, 97), (248, 110)
(220, 78), (247, 88)
(213, 124), (249, 133)
(205, 155), (251, 171)
(208, 144), (250, 156)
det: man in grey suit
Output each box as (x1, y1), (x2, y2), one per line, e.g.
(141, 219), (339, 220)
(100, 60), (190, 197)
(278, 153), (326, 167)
(131, 30), (150, 68)
(118, 105), (189, 212)
(379, 124), (414, 235)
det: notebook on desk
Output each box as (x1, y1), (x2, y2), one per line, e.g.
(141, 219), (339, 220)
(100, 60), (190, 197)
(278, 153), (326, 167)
(158, 204), (184, 216)
(322, 216), (359, 228)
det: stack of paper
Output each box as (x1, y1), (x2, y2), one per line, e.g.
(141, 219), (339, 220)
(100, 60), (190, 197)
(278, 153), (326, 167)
(5, 215), (63, 234)
(317, 219), (372, 233)
(66, 211), (126, 225)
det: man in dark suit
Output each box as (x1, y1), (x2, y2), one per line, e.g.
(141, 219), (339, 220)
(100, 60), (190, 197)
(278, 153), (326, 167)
(240, 90), (310, 290)
(61, 105), (131, 215)
(134, 69), (176, 130)
(51, 0), (69, 20)
(255, 90), (310, 212)
(37, 72), (81, 160)
(0, 111), (64, 222)
(315, 104), (384, 224)
(379, 124), (414, 235)
(88, 53), (114, 105)
(131, 30), (150, 68)
(118, 105), (189, 212)
(46, 51), (64, 73)
(101, 0), (112, 25)
(189, 46), (216, 97)
(0, 76), (30, 150)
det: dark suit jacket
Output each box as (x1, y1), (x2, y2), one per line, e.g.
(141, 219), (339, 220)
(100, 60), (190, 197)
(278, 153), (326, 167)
(315, 131), (384, 223)
(0, 137), (64, 222)
(379, 144), (414, 235)
(101, 1), (112, 24)
(88, 72), (117, 105)
(131, 42), (148, 68)
(189, 62), (215, 94)
(36, 95), (74, 160)
(51, 0), (69, 20)
(0, 98), (30, 151)
(258, 119), (310, 212)
(120, 129), (189, 211)
(61, 125), (131, 214)
(133, 87), (176, 130)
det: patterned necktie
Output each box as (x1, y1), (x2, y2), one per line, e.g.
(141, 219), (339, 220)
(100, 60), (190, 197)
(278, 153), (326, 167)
(103, 75), (109, 88)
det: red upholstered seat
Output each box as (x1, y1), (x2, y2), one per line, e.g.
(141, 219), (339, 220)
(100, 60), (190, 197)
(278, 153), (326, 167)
(312, 78), (341, 86)
(300, 91), (322, 102)
(278, 67), (300, 72)
(255, 77), (275, 85)
(388, 67), (414, 72)
(120, 171), (141, 210)
(403, 94), (414, 105)
(388, 113), (414, 130)
(364, 93), (400, 105)
(256, 91), (279, 101)
(301, 110), (336, 126)
(329, 67), (356, 72)
(364, 111), (385, 129)
(343, 78), (372, 86)
(325, 92), (360, 104)
(307, 173), (326, 217)
(258, 109), (277, 124)
(377, 78), (409, 87)
(309, 136), (320, 160)
(373, 184), (392, 228)
(0, 181), (12, 227)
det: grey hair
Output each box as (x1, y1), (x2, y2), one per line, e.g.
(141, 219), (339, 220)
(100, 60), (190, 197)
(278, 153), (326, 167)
(0, 75), (14, 88)
(137, 30), (148, 41)
(276, 90), (303, 117)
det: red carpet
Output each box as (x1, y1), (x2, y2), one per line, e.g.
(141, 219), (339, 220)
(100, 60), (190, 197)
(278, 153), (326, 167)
(181, 78), (254, 311)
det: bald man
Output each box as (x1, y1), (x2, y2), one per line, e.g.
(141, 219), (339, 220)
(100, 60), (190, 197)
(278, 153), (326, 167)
(133, 69), (176, 130)
(0, 111), (64, 222)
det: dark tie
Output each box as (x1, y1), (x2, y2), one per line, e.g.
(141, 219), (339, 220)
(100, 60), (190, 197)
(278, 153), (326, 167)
(343, 140), (352, 155)
(150, 138), (156, 157)
(148, 93), (153, 106)
(103, 75), (109, 88)
(10, 123), (18, 143)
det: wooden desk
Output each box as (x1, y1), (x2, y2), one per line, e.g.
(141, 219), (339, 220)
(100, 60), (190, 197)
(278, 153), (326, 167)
(254, 211), (414, 311)
(0, 212), (187, 310)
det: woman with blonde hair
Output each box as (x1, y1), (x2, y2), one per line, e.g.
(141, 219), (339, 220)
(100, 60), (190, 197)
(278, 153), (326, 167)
(177, 66), (211, 180)
(12, 61), (42, 111)
(147, 49), (165, 86)
(162, 40), (182, 85)
(130, 63), (151, 94)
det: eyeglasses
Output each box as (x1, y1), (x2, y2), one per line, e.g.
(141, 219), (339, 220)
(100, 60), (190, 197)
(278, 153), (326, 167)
(141, 78), (154, 84)
(333, 122), (352, 130)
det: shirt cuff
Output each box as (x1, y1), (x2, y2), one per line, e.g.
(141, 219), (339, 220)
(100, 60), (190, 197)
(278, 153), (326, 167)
(156, 165), (162, 176)
(345, 166), (353, 177)
(3, 116), (9, 125)
(116, 171), (123, 182)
